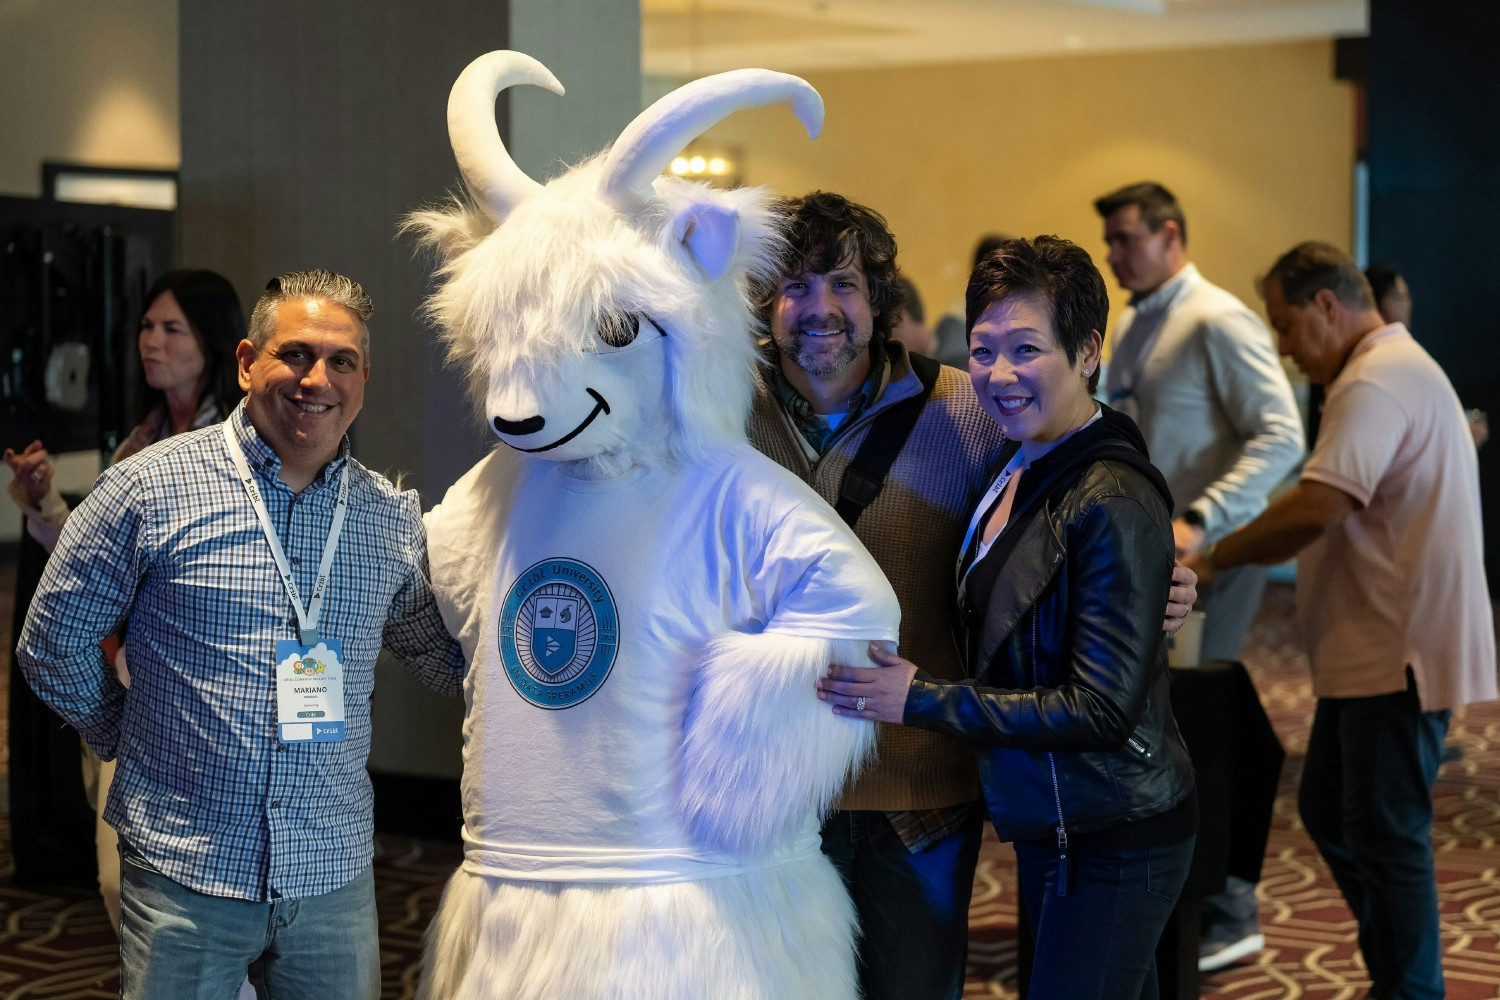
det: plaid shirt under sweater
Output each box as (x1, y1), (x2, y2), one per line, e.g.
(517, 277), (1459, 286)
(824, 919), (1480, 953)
(18, 403), (465, 901)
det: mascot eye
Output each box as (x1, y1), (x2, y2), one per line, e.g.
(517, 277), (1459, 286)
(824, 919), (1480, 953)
(596, 313), (640, 348)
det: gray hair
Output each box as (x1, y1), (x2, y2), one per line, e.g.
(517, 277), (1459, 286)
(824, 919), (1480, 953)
(248, 268), (374, 360)
(1261, 241), (1376, 311)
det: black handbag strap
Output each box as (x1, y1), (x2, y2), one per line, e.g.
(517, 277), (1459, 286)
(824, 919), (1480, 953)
(835, 352), (941, 527)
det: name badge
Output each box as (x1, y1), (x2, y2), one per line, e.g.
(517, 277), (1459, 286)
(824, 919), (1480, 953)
(275, 638), (346, 742)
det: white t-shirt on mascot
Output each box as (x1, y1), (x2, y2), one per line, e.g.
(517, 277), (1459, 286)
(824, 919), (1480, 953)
(426, 441), (899, 884)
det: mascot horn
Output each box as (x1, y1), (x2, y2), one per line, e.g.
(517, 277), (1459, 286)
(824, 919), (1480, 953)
(410, 51), (900, 1000)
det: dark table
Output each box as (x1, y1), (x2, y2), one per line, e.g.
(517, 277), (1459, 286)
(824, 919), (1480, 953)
(7, 517), (98, 889)
(1156, 659), (1285, 999)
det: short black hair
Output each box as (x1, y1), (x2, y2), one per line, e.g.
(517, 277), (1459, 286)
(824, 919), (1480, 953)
(972, 233), (1013, 269)
(1093, 181), (1188, 247)
(966, 236), (1107, 395)
(1263, 241), (1375, 310)
(1363, 264), (1403, 304)
(760, 191), (904, 340)
(894, 275), (924, 324)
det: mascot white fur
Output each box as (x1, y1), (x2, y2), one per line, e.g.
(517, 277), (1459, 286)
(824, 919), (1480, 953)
(410, 52), (900, 999)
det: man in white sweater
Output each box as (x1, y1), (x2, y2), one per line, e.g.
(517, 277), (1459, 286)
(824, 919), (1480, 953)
(1095, 181), (1304, 971)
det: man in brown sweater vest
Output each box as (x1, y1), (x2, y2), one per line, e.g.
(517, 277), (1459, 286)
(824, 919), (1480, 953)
(750, 192), (1195, 1000)
(748, 192), (1004, 1000)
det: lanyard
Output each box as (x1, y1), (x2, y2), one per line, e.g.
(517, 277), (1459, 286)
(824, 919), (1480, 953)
(221, 419), (350, 646)
(955, 407), (1105, 601)
(955, 449), (1027, 601)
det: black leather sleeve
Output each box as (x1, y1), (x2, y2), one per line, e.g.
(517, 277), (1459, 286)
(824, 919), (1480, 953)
(903, 480), (1172, 750)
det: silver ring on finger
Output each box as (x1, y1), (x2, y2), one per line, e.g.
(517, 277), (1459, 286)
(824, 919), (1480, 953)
(855, 696), (867, 712)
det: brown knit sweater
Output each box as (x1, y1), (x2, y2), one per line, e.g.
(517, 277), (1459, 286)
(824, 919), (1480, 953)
(748, 344), (1007, 810)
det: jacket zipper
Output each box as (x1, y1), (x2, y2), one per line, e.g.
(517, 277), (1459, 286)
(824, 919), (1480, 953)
(1033, 607), (1070, 897)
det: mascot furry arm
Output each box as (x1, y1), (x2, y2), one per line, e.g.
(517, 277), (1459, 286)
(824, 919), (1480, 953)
(409, 51), (899, 1000)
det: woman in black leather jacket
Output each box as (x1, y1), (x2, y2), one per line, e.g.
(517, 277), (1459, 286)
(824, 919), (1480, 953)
(819, 236), (1196, 1000)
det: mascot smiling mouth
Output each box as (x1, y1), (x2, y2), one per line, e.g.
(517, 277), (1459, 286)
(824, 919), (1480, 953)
(493, 388), (612, 453)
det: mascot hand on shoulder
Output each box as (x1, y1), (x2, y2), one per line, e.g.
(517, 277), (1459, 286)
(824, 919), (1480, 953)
(409, 51), (900, 1000)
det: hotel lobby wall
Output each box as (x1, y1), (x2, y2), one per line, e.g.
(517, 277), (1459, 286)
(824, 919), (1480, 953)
(701, 39), (1355, 352)
(0, 0), (179, 199)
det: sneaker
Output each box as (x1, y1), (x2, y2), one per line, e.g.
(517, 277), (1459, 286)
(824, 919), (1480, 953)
(1198, 926), (1264, 972)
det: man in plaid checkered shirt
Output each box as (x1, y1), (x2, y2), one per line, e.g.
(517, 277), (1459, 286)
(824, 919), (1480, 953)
(18, 269), (465, 1000)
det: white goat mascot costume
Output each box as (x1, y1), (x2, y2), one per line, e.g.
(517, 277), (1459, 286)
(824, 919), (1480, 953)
(411, 51), (900, 999)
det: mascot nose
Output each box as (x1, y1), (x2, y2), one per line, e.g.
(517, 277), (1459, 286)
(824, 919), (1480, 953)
(492, 413), (546, 436)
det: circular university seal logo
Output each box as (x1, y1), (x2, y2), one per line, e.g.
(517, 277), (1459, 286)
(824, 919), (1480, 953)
(498, 558), (619, 709)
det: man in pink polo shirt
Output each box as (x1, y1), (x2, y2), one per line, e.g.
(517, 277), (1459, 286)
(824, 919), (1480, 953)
(1188, 241), (1495, 1000)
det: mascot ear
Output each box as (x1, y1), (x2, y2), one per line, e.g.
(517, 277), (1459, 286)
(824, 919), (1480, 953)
(674, 203), (741, 282)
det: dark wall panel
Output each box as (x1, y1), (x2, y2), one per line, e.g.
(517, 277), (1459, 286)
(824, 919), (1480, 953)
(1367, 0), (1500, 587)
(178, 2), (506, 497)
(176, 3), (642, 786)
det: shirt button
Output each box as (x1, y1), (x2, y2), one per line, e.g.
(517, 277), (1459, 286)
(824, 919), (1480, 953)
(271, 800), (282, 809)
(291, 556), (302, 565)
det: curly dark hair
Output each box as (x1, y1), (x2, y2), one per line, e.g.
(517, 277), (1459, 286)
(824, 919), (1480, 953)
(965, 236), (1109, 395)
(757, 191), (904, 341)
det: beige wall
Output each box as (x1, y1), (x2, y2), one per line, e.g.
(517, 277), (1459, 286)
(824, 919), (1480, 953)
(703, 39), (1356, 340)
(0, 0), (178, 197)
(0, 0), (177, 540)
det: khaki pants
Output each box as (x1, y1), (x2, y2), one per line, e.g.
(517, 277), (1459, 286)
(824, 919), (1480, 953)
(80, 745), (122, 933)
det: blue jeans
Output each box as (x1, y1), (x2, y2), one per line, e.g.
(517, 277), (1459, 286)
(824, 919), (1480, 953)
(1014, 834), (1195, 1000)
(820, 807), (984, 1000)
(1297, 673), (1450, 1000)
(118, 846), (379, 1000)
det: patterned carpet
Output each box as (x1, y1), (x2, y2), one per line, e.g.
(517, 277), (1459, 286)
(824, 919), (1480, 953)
(964, 583), (1500, 1000)
(2, 582), (1498, 998)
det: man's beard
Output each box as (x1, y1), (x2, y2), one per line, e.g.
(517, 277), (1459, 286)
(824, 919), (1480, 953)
(785, 337), (864, 377)
(777, 317), (869, 378)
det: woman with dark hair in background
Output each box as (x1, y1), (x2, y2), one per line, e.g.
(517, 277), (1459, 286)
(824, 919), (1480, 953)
(819, 236), (1196, 999)
(3, 268), (244, 932)
(6, 268), (244, 548)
